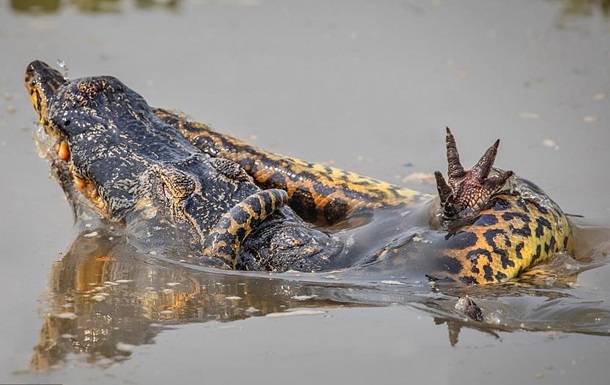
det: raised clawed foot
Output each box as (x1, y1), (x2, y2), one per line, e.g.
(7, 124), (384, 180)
(434, 127), (513, 220)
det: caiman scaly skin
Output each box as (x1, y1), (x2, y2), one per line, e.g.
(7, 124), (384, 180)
(26, 60), (574, 284)
(25, 60), (343, 272)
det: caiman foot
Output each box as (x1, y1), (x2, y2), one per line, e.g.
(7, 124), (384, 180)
(434, 127), (513, 220)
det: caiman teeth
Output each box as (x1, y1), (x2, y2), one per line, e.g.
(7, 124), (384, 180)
(73, 173), (105, 212)
(55, 141), (70, 161)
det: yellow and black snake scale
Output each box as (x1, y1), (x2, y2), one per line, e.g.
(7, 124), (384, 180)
(156, 109), (574, 284)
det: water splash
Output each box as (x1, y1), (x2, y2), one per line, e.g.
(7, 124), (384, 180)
(56, 59), (69, 80)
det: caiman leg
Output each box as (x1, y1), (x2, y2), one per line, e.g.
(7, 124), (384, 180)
(435, 127), (513, 220)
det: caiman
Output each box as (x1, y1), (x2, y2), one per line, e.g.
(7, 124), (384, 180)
(25, 60), (574, 284)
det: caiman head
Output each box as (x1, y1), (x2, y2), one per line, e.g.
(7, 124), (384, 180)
(24, 60), (268, 261)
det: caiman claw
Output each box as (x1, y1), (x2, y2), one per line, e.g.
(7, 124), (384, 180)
(434, 127), (513, 219)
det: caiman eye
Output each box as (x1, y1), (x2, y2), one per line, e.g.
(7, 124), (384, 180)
(155, 166), (196, 200)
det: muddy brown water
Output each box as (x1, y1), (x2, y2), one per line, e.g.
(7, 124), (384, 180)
(1, 1), (610, 384)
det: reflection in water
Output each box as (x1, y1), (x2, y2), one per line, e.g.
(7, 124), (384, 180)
(549, 0), (610, 28)
(9, 0), (610, 19)
(552, 0), (610, 18)
(10, 0), (179, 14)
(31, 221), (610, 370)
(30, 227), (359, 370)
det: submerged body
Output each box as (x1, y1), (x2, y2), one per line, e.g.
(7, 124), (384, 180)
(25, 60), (573, 284)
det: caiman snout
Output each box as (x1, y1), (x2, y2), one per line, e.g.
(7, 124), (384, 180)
(25, 60), (67, 124)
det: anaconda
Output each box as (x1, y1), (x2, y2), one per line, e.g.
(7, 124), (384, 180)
(25, 60), (574, 284)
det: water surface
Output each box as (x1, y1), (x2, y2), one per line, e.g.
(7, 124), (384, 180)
(1, 1), (610, 384)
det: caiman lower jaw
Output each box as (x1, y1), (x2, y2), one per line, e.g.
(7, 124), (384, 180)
(72, 172), (108, 215)
(35, 127), (109, 220)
